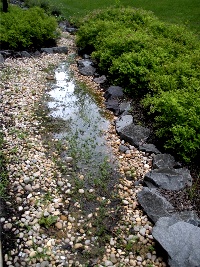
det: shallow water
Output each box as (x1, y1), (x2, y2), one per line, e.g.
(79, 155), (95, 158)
(46, 62), (116, 187)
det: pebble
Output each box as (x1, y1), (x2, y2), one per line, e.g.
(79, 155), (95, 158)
(0, 33), (166, 267)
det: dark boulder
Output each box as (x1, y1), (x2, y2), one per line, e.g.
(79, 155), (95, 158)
(115, 115), (133, 134)
(0, 54), (4, 64)
(144, 167), (192, 191)
(152, 153), (180, 169)
(139, 143), (161, 154)
(105, 98), (119, 115)
(104, 86), (124, 100)
(119, 124), (150, 148)
(93, 75), (107, 84)
(152, 216), (200, 267)
(137, 187), (174, 223)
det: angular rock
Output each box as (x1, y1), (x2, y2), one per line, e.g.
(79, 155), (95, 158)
(41, 48), (54, 54)
(152, 216), (200, 267)
(53, 47), (68, 54)
(119, 101), (131, 115)
(0, 54), (4, 63)
(93, 75), (107, 84)
(41, 47), (68, 54)
(115, 115), (133, 134)
(77, 59), (94, 68)
(139, 143), (161, 154)
(105, 98), (119, 114)
(152, 153), (180, 169)
(137, 187), (174, 223)
(144, 167), (192, 191)
(79, 66), (96, 76)
(119, 145), (129, 153)
(119, 124), (150, 148)
(21, 51), (31, 58)
(104, 86), (124, 100)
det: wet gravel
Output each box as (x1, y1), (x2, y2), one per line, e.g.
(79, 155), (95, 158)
(0, 32), (169, 266)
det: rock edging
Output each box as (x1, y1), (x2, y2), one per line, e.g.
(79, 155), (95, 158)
(77, 56), (200, 267)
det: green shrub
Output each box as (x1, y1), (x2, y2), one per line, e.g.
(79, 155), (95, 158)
(24, 0), (62, 16)
(0, 5), (60, 50)
(142, 90), (200, 162)
(76, 6), (200, 162)
(76, 7), (200, 96)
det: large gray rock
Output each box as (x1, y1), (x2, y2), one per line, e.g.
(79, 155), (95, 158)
(119, 101), (131, 115)
(21, 51), (31, 57)
(137, 187), (174, 223)
(0, 54), (4, 63)
(119, 124), (150, 148)
(152, 153), (179, 169)
(77, 59), (94, 68)
(139, 143), (161, 154)
(104, 86), (124, 100)
(93, 75), (107, 84)
(79, 65), (96, 76)
(152, 216), (200, 267)
(144, 167), (192, 191)
(41, 46), (68, 54)
(115, 115), (133, 134)
(105, 98), (119, 114)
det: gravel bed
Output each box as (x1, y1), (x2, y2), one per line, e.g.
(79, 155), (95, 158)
(0, 32), (167, 267)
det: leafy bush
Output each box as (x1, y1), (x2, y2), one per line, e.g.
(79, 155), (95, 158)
(0, 5), (60, 50)
(142, 90), (200, 162)
(76, 7), (200, 162)
(24, 0), (62, 16)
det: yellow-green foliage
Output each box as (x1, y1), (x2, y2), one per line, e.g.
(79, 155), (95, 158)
(0, 5), (60, 50)
(76, 7), (200, 162)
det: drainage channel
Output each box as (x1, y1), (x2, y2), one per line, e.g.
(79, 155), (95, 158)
(42, 61), (122, 264)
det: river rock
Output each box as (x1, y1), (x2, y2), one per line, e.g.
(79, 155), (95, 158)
(137, 187), (174, 223)
(119, 124), (150, 148)
(152, 216), (200, 267)
(115, 115), (133, 134)
(144, 167), (192, 191)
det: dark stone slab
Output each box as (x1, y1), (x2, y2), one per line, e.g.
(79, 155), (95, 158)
(21, 51), (31, 58)
(152, 216), (200, 267)
(53, 47), (68, 54)
(105, 98), (119, 114)
(93, 75), (107, 84)
(0, 54), (4, 63)
(119, 101), (131, 115)
(115, 115), (133, 134)
(104, 86), (124, 100)
(144, 167), (192, 191)
(79, 65), (96, 76)
(41, 47), (68, 54)
(137, 187), (174, 223)
(41, 48), (54, 54)
(119, 124), (150, 148)
(77, 59), (94, 68)
(152, 153), (180, 169)
(139, 143), (161, 154)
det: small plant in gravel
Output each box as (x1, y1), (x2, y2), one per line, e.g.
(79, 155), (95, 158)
(38, 214), (58, 228)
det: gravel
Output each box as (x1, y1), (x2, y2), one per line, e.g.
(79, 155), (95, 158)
(0, 32), (168, 266)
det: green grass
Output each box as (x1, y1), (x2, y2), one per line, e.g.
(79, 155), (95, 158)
(48, 0), (200, 36)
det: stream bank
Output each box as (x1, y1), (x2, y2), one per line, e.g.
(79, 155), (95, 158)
(0, 32), (167, 266)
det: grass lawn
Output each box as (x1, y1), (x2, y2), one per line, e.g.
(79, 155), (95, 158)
(49, 0), (200, 37)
